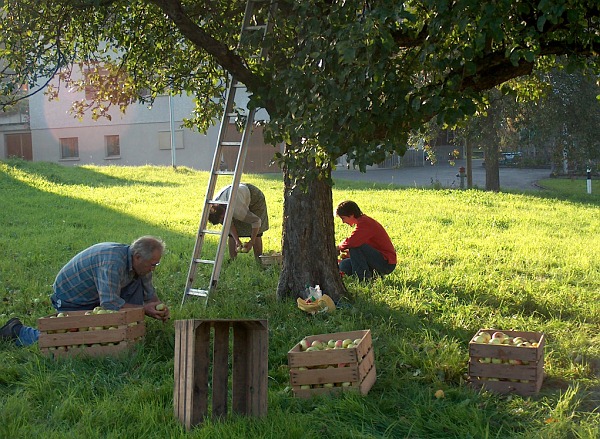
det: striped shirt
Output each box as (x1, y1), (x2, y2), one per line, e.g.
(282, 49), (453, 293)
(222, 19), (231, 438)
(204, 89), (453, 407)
(51, 242), (156, 311)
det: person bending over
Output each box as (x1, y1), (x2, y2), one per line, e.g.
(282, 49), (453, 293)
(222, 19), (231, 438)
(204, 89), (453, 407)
(0, 236), (170, 346)
(208, 183), (269, 262)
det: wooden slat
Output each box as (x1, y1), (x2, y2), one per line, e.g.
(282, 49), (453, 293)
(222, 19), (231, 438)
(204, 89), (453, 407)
(212, 322), (230, 418)
(232, 322), (249, 414)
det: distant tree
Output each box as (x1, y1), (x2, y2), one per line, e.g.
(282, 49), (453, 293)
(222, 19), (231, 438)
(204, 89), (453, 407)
(1, 1), (599, 300)
(524, 69), (600, 174)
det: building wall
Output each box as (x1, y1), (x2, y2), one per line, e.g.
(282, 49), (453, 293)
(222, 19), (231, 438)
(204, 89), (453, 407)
(20, 71), (279, 172)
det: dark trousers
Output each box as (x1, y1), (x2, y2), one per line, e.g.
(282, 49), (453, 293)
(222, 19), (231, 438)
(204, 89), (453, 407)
(338, 244), (396, 281)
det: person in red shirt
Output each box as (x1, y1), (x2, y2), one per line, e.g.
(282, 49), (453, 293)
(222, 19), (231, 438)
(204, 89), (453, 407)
(336, 200), (396, 280)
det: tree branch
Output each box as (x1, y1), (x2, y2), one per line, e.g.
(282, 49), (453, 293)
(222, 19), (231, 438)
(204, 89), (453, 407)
(148, 0), (264, 91)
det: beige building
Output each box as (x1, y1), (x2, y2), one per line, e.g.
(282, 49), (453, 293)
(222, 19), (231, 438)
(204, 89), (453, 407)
(1, 71), (279, 173)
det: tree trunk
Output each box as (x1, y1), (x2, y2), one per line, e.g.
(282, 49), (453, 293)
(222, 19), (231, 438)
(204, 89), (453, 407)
(276, 166), (348, 302)
(484, 144), (500, 191)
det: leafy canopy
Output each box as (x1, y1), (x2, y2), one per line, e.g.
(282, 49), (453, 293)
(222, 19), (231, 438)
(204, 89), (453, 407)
(1, 0), (598, 175)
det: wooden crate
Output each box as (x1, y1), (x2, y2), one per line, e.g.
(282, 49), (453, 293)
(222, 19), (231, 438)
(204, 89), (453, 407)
(468, 329), (545, 396)
(259, 252), (282, 267)
(38, 308), (145, 358)
(288, 329), (376, 398)
(173, 319), (268, 430)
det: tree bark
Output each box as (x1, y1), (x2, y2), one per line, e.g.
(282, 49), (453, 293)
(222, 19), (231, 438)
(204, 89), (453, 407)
(276, 166), (348, 302)
(484, 144), (500, 191)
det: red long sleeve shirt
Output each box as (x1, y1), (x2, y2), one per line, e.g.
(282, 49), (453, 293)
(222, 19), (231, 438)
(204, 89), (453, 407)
(338, 215), (397, 264)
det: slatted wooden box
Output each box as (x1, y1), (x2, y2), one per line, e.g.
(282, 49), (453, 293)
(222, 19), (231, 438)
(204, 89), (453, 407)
(468, 329), (545, 396)
(288, 329), (376, 398)
(174, 319), (268, 430)
(38, 308), (145, 358)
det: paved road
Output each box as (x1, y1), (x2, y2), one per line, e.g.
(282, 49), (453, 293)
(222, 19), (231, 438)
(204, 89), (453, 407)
(332, 159), (552, 191)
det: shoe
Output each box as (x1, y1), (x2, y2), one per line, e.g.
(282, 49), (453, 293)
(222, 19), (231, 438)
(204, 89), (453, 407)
(0, 317), (22, 341)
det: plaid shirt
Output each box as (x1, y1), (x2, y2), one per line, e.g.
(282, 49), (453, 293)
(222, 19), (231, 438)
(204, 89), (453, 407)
(51, 242), (156, 311)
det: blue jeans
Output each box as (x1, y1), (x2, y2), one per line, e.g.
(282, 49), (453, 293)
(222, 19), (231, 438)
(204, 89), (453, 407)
(16, 278), (145, 347)
(339, 244), (396, 281)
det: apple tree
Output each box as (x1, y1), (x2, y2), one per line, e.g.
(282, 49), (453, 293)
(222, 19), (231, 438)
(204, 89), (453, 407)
(1, 0), (599, 301)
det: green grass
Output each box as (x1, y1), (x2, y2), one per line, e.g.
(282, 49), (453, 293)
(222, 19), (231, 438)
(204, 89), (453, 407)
(1, 159), (599, 438)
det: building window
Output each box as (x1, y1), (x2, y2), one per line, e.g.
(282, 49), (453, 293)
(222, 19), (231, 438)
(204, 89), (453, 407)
(60, 137), (79, 159)
(158, 130), (184, 150)
(105, 135), (120, 158)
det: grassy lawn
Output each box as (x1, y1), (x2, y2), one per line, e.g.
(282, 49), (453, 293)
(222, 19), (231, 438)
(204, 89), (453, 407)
(0, 159), (599, 438)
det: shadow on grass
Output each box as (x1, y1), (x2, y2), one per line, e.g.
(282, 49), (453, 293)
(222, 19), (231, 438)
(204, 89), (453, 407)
(2, 158), (186, 188)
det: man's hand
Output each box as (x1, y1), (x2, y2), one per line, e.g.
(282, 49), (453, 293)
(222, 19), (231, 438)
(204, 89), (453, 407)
(144, 301), (170, 322)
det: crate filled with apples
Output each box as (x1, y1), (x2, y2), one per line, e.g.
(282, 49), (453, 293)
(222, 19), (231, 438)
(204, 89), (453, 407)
(468, 329), (545, 396)
(288, 329), (376, 398)
(38, 307), (146, 358)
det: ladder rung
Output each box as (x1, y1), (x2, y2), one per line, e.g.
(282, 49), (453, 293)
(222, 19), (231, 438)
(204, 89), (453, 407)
(214, 170), (235, 176)
(243, 25), (267, 31)
(187, 289), (209, 298)
(200, 229), (221, 235)
(208, 200), (229, 206)
(193, 259), (216, 265)
(221, 141), (242, 146)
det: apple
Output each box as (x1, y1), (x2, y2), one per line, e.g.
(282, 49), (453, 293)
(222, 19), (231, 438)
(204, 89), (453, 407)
(84, 311), (93, 316)
(323, 383), (334, 388)
(492, 331), (507, 341)
(155, 303), (166, 311)
(311, 340), (324, 350)
(335, 339), (344, 349)
(353, 338), (362, 345)
(56, 312), (66, 318)
(472, 334), (487, 344)
(488, 338), (502, 345)
(512, 337), (525, 345)
(478, 332), (492, 342)
(479, 357), (491, 364)
(341, 382), (352, 387)
(342, 339), (353, 348)
(327, 339), (336, 348)
(434, 389), (445, 399)
(300, 385), (311, 390)
(305, 346), (320, 352)
(508, 359), (523, 365)
(491, 358), (503, 364)
(299, 339), (309, 351)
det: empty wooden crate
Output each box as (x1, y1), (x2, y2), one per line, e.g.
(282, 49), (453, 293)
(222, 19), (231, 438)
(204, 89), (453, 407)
(173, 319), (268, 430)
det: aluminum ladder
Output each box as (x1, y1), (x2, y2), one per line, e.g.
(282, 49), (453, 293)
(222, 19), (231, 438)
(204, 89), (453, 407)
(182, 0), (276, 305)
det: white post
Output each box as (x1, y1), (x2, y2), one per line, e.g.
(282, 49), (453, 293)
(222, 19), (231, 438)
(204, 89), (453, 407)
(169, 94), (177, 169)
(587, 168), (592, 194)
